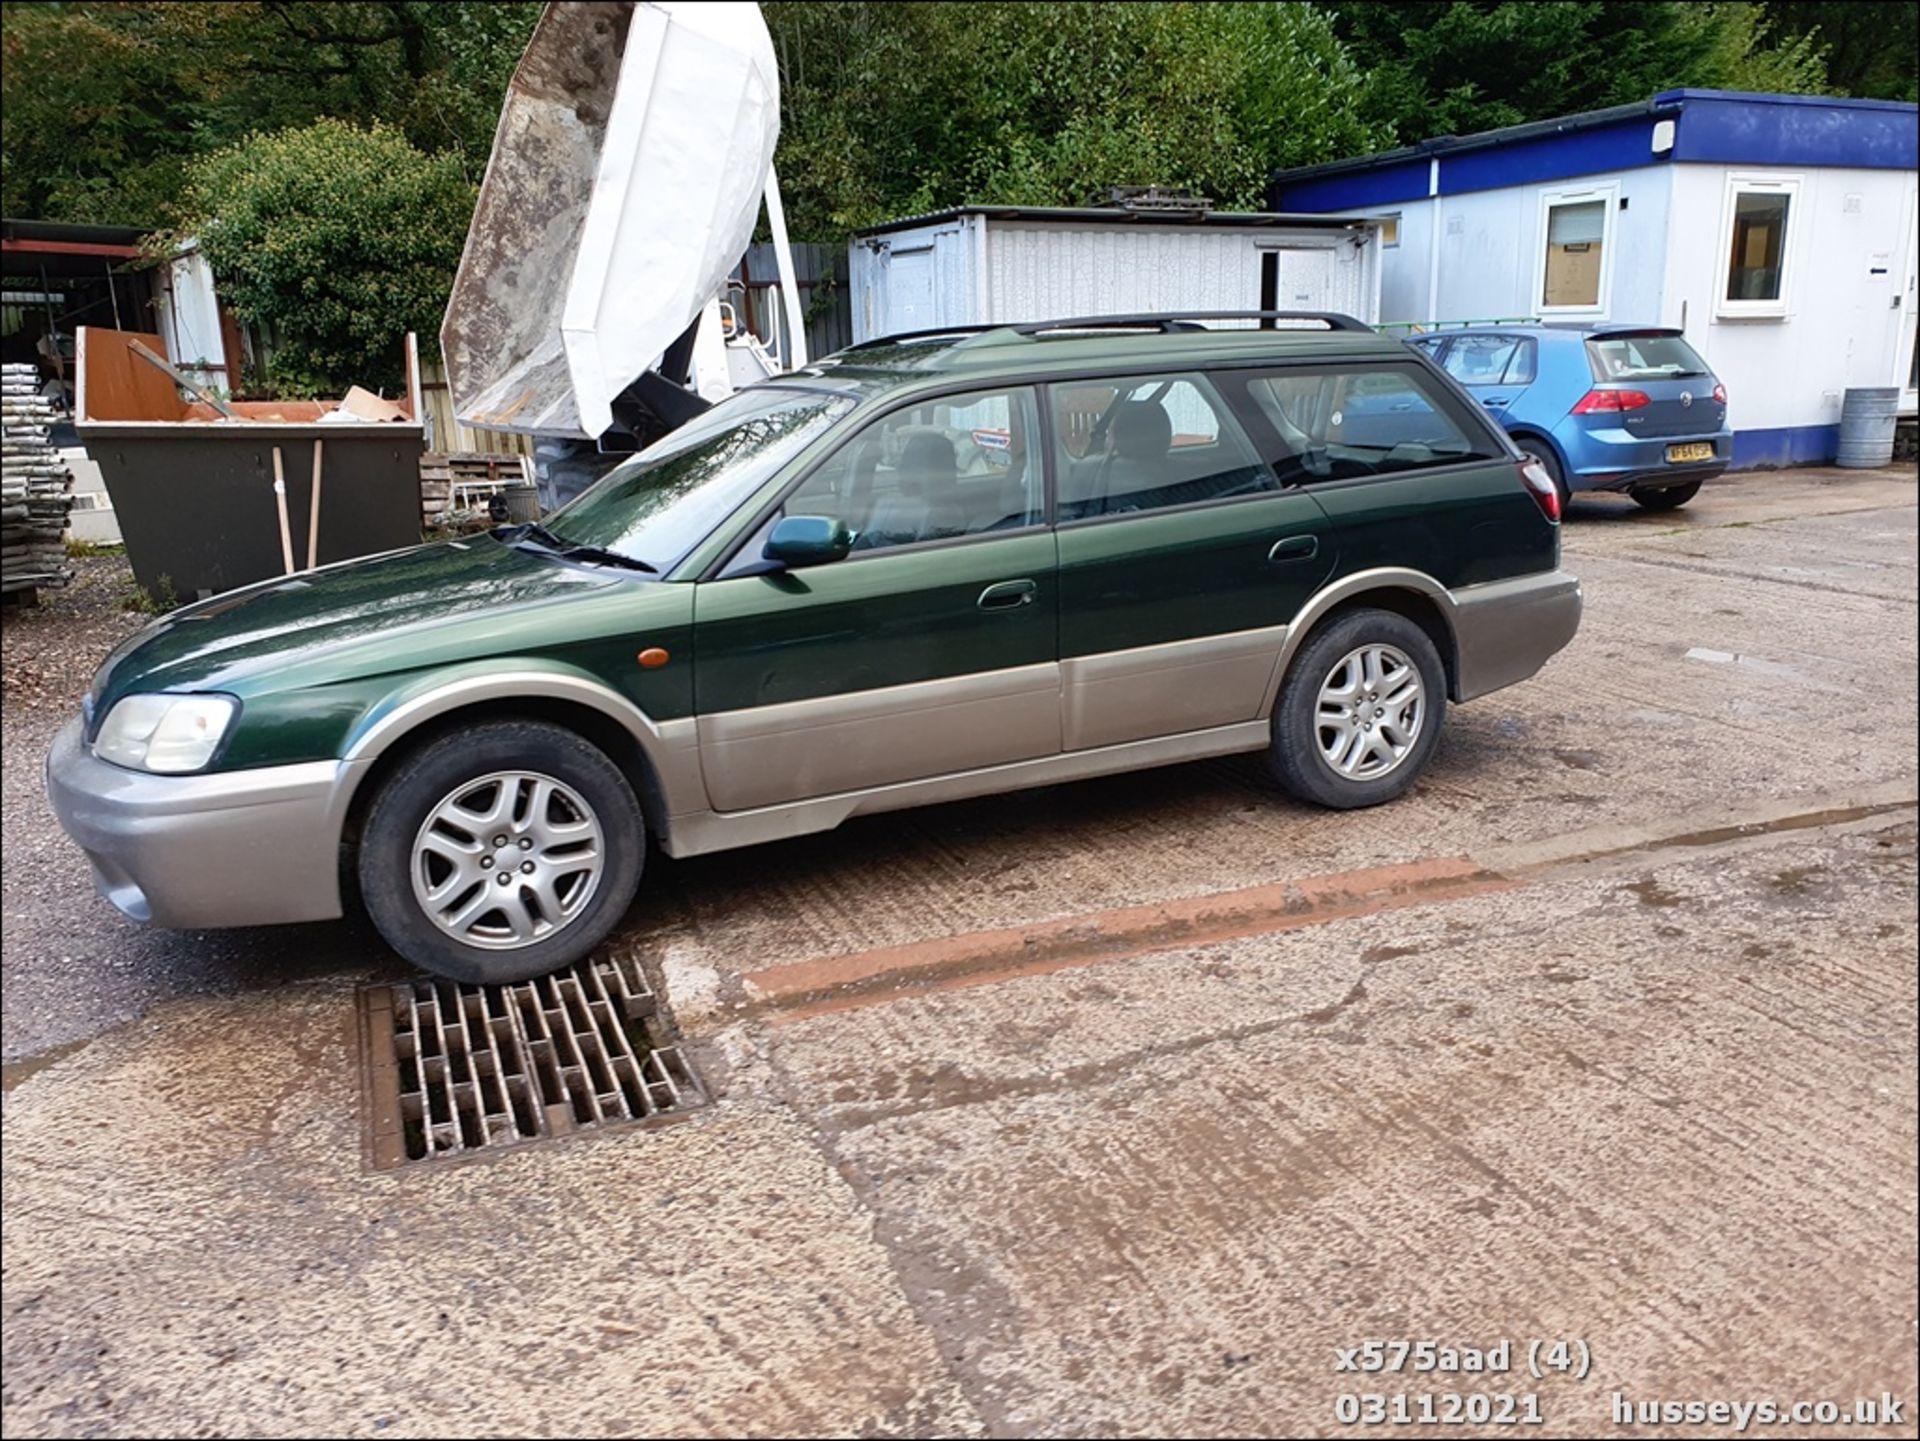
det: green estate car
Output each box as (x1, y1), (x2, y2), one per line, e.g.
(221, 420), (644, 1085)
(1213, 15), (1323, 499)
(48, 312), (1580, 983)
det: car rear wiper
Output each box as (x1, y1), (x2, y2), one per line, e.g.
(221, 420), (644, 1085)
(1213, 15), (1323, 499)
(499, 522), (657, 574)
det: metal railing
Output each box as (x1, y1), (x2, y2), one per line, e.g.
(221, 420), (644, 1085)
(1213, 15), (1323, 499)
(1376, 317), (1540, 336)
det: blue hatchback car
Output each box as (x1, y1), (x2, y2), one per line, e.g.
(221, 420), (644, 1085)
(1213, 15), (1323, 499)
(1408, 325), (1730, 511)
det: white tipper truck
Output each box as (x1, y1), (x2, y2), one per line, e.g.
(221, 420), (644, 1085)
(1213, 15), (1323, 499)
(440, 0), (807, 507)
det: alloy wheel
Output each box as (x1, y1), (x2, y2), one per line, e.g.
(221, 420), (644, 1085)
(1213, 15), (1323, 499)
(410, 770), (606, 950)
(1315, 643), (1426, 780)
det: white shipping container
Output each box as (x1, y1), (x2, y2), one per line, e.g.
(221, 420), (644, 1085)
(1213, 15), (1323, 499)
(849, 207), (1379, 343)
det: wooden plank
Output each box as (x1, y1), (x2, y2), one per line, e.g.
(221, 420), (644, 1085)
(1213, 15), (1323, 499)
(130, 340), (236, 418)
(76, 326), (188, 424)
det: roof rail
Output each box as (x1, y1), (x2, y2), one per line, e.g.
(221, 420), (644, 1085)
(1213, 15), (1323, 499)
(839, 309), (1373, 354)
(1009, 310), (1373, 335)
(841, 324), (1006, 352)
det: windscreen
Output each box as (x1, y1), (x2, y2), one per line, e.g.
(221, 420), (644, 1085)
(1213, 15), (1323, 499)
(542, 386), (854, 569)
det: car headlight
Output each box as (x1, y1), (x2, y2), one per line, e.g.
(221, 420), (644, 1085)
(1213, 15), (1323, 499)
(93, 694), (238, 773)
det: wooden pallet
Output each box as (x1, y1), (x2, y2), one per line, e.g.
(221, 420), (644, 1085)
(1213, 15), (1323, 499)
(420, 452), (531, 520)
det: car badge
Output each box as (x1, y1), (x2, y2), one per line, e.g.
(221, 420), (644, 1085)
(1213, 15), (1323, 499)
(1680, 391), (1693, 407)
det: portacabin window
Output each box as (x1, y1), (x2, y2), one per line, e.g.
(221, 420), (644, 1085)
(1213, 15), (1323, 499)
(1537, 183), (1618, 315)
(1718, 174), (1799, 317)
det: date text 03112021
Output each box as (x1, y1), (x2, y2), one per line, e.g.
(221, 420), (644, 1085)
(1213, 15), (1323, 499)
(1335, 1339), (1593, 1379)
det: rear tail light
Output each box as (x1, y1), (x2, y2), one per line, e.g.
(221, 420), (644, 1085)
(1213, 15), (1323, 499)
(1518, 458), (1561, 523)
(1711, 382), (1727, 405)
(1571, 388), (1652, 414)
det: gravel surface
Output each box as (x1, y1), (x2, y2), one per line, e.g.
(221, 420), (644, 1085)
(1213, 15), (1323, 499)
(1, 552), (146, 713)
(1, 553), (374, 1063)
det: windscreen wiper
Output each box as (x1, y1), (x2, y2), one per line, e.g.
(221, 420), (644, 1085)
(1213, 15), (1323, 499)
(554, 542), (657, 574)
(500, 522), (657, 574)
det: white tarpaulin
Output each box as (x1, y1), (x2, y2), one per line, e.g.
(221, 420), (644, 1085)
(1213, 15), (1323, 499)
(441, 1), (779, 440)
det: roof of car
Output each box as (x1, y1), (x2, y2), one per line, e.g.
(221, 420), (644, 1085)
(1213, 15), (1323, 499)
(792, 322), (1403, 396)
(1414, 322), (1683, 341)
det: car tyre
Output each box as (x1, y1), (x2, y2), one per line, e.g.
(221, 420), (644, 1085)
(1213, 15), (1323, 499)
(1270, 608), (1447, 810)
(1630, 479), (1703, 511)
(358, 719), (644, 984)
(1516, 440), (1570, 512)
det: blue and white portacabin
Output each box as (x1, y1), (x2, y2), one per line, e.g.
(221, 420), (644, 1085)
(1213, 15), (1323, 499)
(1269, 89), (1920, 471)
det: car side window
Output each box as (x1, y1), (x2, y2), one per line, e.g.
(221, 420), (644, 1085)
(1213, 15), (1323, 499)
(1442, 334), (1523, 387)
(776, 385), (1043, 556)
(1049, 371), (1271, 522)
(1502, 338), (1537, 385)
(1226, 365), (1503, 484)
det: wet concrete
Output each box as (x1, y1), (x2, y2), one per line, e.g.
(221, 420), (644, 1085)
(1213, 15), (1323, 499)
(3, 464), (1915, 1435)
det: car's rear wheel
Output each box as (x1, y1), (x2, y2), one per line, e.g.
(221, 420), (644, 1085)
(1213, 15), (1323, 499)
(1630, 479), (1703, 511)
(358, 719), (644, 984)
(1515, 440), (1570, 512)
(1269, 608), (1447, 809)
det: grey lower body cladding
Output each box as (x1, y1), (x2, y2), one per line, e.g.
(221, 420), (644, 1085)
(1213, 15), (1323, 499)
(44, 567), (1580, 928)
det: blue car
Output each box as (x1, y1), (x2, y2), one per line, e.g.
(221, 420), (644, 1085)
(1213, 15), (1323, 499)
(1407, 325), (1730, 511)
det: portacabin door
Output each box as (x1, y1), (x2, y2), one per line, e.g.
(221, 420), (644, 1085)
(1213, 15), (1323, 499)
(1046, 370), (1337, 751)
(692, 384), (1060, 811)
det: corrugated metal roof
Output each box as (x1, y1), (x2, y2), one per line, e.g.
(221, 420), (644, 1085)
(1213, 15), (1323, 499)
(1, 218), (150, 247)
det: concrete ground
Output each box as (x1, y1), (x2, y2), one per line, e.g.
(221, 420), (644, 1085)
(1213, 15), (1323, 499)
(3, 466), (1915, 1437)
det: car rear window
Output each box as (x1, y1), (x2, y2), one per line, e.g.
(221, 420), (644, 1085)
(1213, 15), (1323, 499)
(1586, 333), (1710, 381)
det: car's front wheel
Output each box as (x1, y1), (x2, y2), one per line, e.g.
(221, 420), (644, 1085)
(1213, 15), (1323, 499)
(1269, 608), (1447, 809)
(1631, 478), (1703, 511)
(358, 719), (645, 984)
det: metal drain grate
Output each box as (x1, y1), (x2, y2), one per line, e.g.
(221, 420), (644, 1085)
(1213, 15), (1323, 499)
(358, 952), (706, 1170)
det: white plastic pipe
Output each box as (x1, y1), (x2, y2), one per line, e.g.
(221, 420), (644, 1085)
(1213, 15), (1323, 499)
(764, 163), (808, 368)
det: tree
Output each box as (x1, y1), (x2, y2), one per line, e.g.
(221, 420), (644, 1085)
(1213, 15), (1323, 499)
(2, 3), (537, 225)
(1333, 1), (1831, 142)
(765, 1), (1389, 240)
(168, 119), (474, 395)
(1762, 1), (1920, 101)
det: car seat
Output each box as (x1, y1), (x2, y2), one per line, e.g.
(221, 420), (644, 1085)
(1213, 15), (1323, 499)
(1089, 401), (1173, 513)
(862, 430), (961, 547)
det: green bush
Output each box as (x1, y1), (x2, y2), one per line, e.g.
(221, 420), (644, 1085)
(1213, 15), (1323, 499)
(167, 118), (475, 396)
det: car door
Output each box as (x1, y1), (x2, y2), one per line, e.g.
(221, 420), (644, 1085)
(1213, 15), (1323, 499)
(1049, 369), (1337, 751)
(691, 384), (1059, 811)
(1439, 332), (1534, 428)
(1220, 360), (1547, 590)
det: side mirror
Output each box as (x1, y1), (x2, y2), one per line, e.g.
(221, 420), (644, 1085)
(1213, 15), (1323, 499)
(763, 514), (852, 568)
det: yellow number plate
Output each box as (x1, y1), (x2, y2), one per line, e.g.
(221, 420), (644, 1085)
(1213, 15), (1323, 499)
(1667, 443), (1714, 463)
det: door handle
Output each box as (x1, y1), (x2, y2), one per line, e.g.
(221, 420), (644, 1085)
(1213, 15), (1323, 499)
(977, 578), (1038, 611)
(1268, 535), (1319, 564)
(1481, 396), (1510, 406)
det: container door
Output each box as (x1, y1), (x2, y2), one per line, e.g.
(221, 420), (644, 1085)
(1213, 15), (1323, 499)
(887, 246), (936, 334)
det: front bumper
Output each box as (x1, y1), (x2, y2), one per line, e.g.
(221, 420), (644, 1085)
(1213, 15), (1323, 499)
(1451, 569), (1582, 702)
(45, 717), (349, 929)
